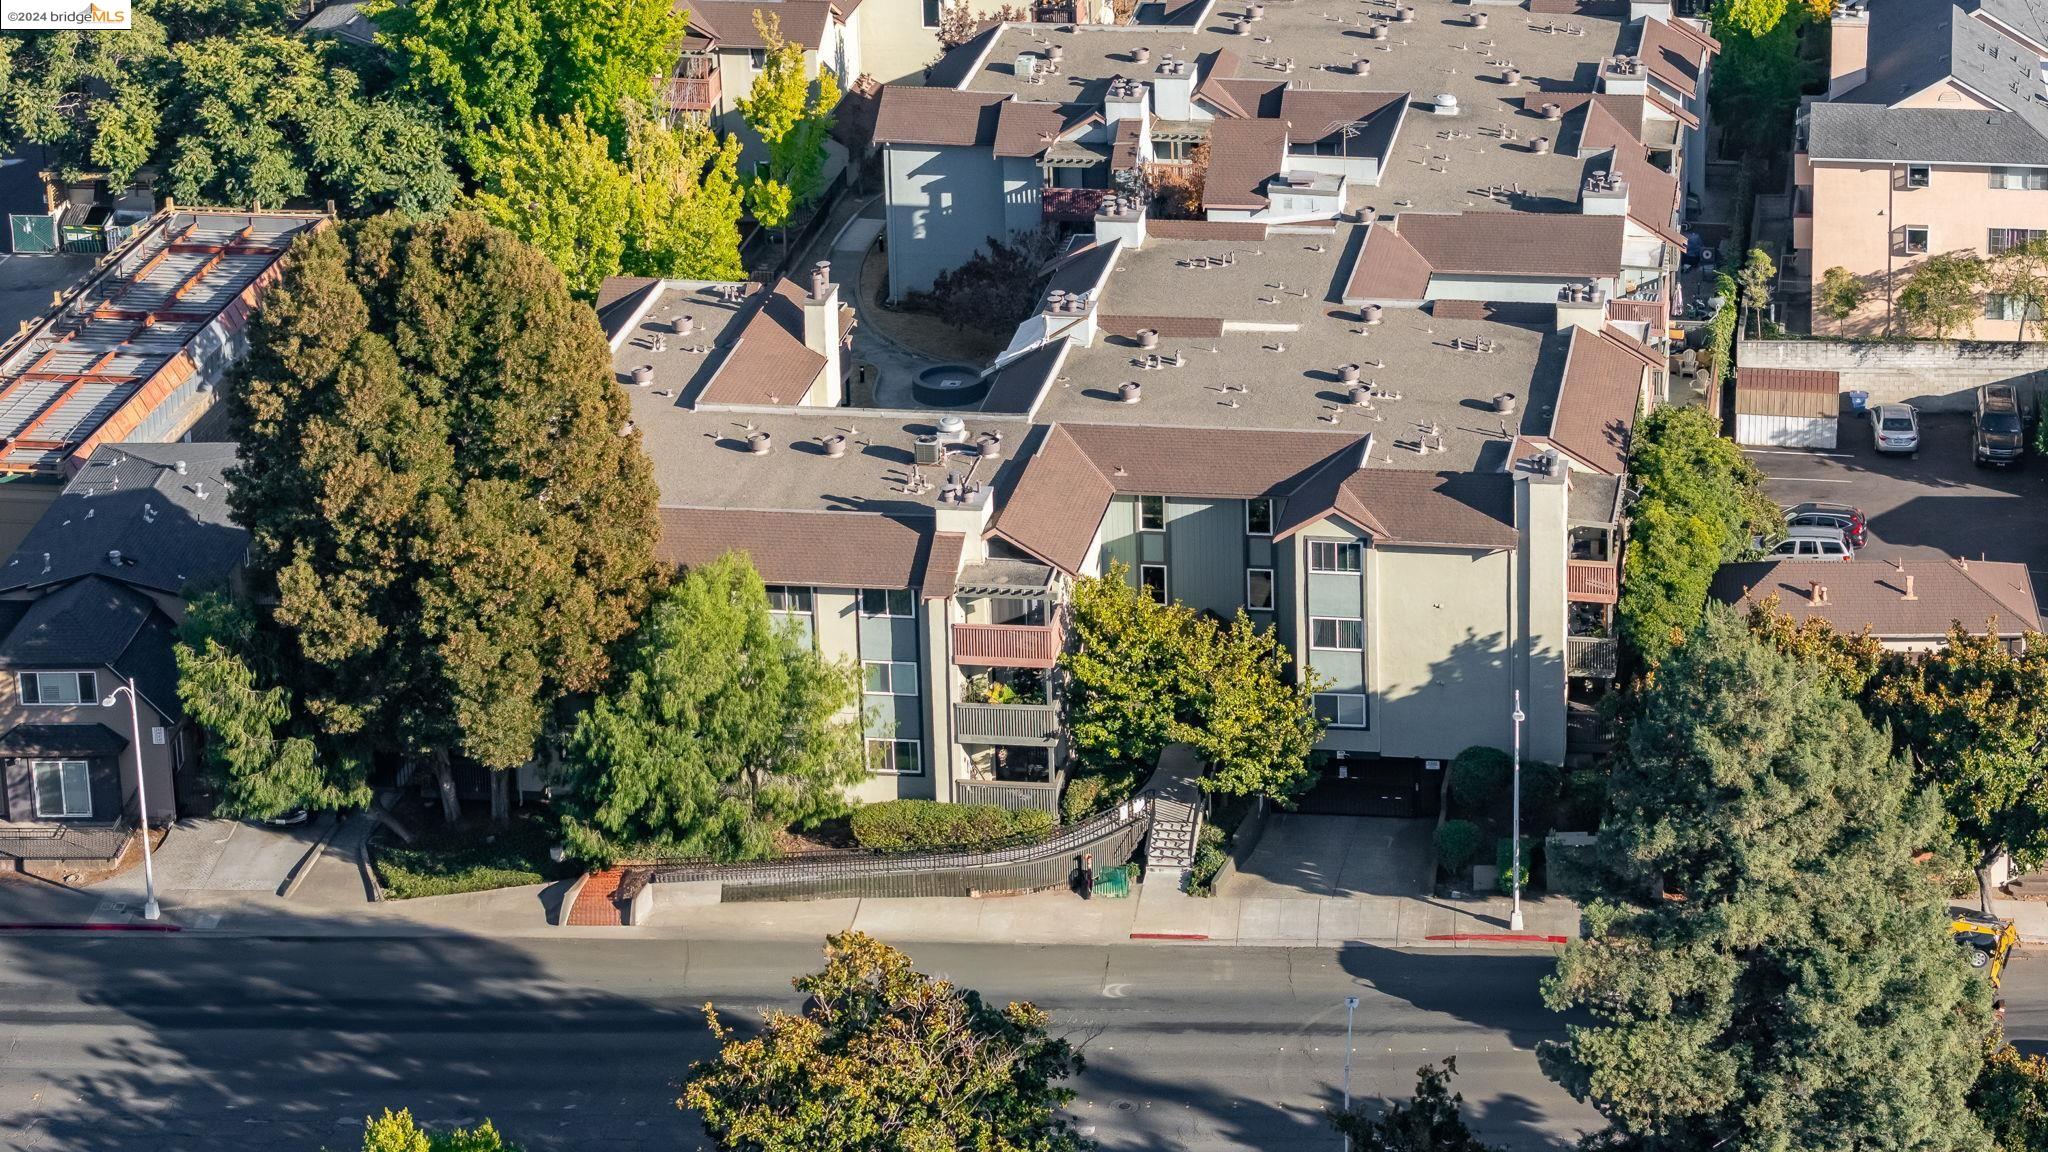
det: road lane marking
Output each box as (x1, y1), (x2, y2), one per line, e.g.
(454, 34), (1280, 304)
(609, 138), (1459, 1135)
(1744, 449), (1855, 458)
(1763, 476), (1856, 483)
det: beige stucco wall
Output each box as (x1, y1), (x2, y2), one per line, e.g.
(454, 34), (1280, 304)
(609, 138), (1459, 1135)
(1808, 160), (2048, 340)
(1369, 544), (1519, 761)
(1827, 19), (1867, 98)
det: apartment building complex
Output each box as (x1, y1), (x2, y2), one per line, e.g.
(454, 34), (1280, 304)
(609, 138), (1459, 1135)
(612, 0), (1711, 806)
(1794, 0), (2048, 337)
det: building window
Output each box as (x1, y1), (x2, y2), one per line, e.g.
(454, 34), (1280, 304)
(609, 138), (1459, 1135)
(1310, 617), (1364, 650)
(1313, 693), (1368, 728)
(1139, 563), (1168, 603)
(1902, 226), (1929, 254)
(1985, 294), (2046, 321)
(1137, 495), (1166, 532)
(1246, 568), (1275, 611)
(1308, 540), (1361, 573)
(748, 47), (768, 68)
(766, 585), (813, 613)
(922, 0), (942, 24)
(866, 738), (922, 776)
(862, 660), (919, 695)
(20, 671), (97, 706)
(1990, 227), (2047, 253)
(1906, 165), (1931, 189)
(1245, 498), (1274, 536)
(30, 759), (90, 818)
(859, 588), (915, 618)
(1991, 166), (2048, 190)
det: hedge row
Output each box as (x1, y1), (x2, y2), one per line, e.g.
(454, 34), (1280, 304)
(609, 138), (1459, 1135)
(850, 799), (1054, 852)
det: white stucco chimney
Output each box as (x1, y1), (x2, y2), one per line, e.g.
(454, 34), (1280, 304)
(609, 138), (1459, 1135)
(1094, 193), (1146, 252)
(1555, 284), (1606, 331)
(801, 261), (843, 406)
(1581, 170), (1630, 217)
(1103, 76), (1150, 127)
(1599, 55), (1647, 96)
(1152, 56), (1196, 120)
(1828, 2), (1870, 98)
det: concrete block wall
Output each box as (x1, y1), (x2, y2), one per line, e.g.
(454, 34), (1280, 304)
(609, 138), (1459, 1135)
(1738, 337), (2048, 413)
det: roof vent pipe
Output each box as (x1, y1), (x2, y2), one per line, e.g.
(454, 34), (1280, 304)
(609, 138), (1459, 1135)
(1365, 22), (1386, 38)
(1248, 2), (1264, 17)
(1119, 381), (1142, 403)
(822, 434), (847, 458)
(977, 430), (1005, 460)
(1471, 10), (1488, 26)
(1433, 93), (1459, 116)
(1903, 573), (1917, 600)
(1348, 384), (1372, 406)
(107, 549), (122, 566)
(175, 460), (187, 475)
(747, 432), (772, 455)
(631, 365), (655, 386)
(1530, 137), (1552, 155)
(1137, 328), (1160, 349)
(1540, 102), (1563, 120)
(810, 261), (833, 300)
(1047, 42), (1064, 62)
(1493, 392), (1517, 413)
(1503, 67), (1521, 85)
(936, 414), (969, 443)
(1396, 5), (1413, 20)
(1132, 45), (1150, 63)
(1338, 363), (1361, 384)
(1810, 581), (1828, 604)
(1361, 303), (1383, 325)
(675, 314), (695, 336)
(1350, 58), (1369, 75)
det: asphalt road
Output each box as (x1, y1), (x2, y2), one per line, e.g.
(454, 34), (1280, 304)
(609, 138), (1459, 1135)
(2, 934), (2038, 1152)
(0, 934), (1603, 1152)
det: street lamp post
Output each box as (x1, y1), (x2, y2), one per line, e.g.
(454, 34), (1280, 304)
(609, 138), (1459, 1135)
(102, 677), (159, 921)
(1509, 689), (1525, 933)
(1341, 995), (1358, 1151)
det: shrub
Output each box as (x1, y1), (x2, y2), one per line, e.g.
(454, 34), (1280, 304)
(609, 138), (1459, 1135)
(850, 799), (1052, 852)
(1184, 824), (1229, 896)
(1449, 747), (1512, 814)
(1520, 760), (1565, 828)
(1062, 776), (1105, 824)
(1434, 819), (1484, 875)
(1557, 763), (1610, 832)
(1495, 835), (1535, 895)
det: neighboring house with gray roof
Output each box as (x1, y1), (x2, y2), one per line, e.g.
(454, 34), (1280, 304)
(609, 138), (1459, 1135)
(0, 443), (246, 833)
(1795, 0), (2048, 337)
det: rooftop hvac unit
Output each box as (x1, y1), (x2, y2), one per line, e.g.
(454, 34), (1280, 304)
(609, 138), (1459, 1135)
(1016, 53), (1040, 77)
(936, 414), (969, 443)
(914, 434), (946, 466)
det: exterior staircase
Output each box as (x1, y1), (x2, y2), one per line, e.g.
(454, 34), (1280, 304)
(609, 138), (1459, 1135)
(1143, 747), (1206, 885)
(566, 868), (627, 926)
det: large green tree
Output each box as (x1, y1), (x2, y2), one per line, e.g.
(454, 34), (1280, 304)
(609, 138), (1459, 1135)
(624, 109), (748, 282)
(1541, 606), (1993, 1152)
(682, 932), (1091, 1152)
(0, 20), (170, 186)
(356, 1108), (519, 1152)
(1063, 562), (1324, 801)
(737, 11), (841, 229)
(1974, 1044), (2048, 1152)
(558, 552), (865, 865)
(1899, 252), (1988, 339)
(175, 593), (371, 819)
(1616, 404), (1776, 665)
(229, 213), (660, 822)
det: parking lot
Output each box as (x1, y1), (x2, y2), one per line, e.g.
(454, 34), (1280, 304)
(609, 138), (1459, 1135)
(1746, 411), (2048, 612)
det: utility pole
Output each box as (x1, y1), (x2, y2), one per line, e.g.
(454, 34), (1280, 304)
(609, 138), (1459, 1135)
(1341, 995), (1359, 1151)
(1509, 689), (1526, 933)
(103, 676), (159, 920)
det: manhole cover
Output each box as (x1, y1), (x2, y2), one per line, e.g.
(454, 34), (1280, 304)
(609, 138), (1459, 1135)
(1114, 1100), (1135, 1112)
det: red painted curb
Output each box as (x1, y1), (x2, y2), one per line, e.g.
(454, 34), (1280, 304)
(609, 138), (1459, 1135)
(1129, 932), (1210, 940)
(1424, 932), (1568, 944)
(0, 922), (183, 933)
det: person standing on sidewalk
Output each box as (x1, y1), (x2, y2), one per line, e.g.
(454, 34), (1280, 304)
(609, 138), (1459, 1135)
(1077, 853), (1096, 900)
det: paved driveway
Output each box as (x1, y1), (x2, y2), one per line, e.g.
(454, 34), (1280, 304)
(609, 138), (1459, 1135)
(1747, 411), (2048, 609)
(1220, 814), (1433, 900)
(89, 817), (327, 904)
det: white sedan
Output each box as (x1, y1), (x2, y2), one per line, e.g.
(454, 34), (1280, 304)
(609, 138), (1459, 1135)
(1871, 404), (1920, 455)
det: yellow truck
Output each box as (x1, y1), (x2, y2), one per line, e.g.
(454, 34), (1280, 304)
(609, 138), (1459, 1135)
(1951, 910), (2020, 986)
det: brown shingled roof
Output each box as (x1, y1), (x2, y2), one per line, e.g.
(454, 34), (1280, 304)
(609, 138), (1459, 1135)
(695, 279), (827, 407)
(683, 0), (835, 49)
(1638, 18), (1704, 98)
(992, 100), (1069, 158)
(875, 87), (1009, 147)
(1343, 222), (1434, 303)
(1095, 315), (1226, 340)
(1144, 219), (1268, 240)
(1277, 89), (1404, 143)
(921, 532), (966, 600)
(657, 507), (942, 590)
(987, 425), (1114, 573)
(1711, 558), (2042, 639)
(1272, 444), (1518, 549)
(1736, 368), (1839, 418)
(1202, 118), (1290, 209)
(1396, 212), (1627, 278)
(1546, 326), (1647, 475)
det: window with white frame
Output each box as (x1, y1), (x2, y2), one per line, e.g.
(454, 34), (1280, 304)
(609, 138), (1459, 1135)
(1310, 617), (1364, 650)
(921, 0), (941, 24)
(1990, 227), (2047, 253)
(1245, 498), (1274, 536)
(862, 660), (918, 695)
(766, 585), (813, 613)
(1906, 165), (1931, 189)
(1985, 294), (2046, 321)
(859, 587), (915, 618)
(1991, 166), (2048, 190)
(866, 738), (922, 776)
(30, 759), (90, 818)
(748, 47), (768, 68)
(1139, 563), (1168, 603)
(1137, 495), (1166, 532)
(1246, 568), (1275, 611)
(1308, 540), (1361, 573)
(20, 671), (97, 706)
(1902, 226), (1930, 254)
(1313, 693), (1367, 728)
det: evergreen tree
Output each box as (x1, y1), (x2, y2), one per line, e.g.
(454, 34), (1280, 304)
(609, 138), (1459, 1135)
(229, 213), (660, 821)
(558, 552), (864, 864)
(682, 932), (1091, 1152)
(1541, 606), (1994, 1152)
(1329, 1060), (1500, 1152)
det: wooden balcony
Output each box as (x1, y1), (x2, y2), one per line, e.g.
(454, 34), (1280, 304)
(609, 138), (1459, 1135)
(664, 71), (720, 113)
(1567, 636), (1619, 679)
(957, 770), (1065, 814)
(952, 621), (1062, 668)
(1567, 559), (1619, 604)
(954, 703), (1061, 747)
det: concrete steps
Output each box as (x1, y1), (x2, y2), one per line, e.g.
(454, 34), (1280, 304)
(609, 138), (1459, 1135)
(566, 868), (627, 926)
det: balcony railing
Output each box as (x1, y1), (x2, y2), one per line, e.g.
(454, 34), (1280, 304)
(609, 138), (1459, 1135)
(955, 702), (1061, 747)
(1567, 636), (1619, 679)
(664, 72), (720, 112)
(957, 770), (1065, 814)
(953, 621), (1062, 668)
(1567, 559), (1619, 604)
